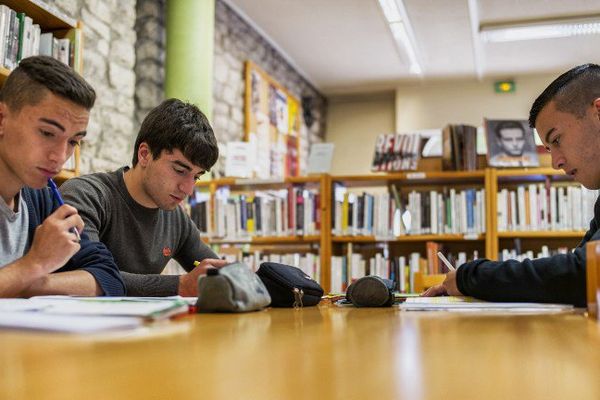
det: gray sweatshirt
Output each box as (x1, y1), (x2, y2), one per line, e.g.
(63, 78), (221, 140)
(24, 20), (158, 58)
(60, 167), (217, 296)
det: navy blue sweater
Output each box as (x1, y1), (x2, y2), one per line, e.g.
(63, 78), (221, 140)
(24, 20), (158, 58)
(456, 195), (600, 307)
(21, 187), (126, 296)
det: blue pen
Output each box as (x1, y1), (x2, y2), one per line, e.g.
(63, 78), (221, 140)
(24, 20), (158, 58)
(47, 178), (81, 242)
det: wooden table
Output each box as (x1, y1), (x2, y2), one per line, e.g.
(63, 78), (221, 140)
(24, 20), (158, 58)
(1, 304), (600, 400)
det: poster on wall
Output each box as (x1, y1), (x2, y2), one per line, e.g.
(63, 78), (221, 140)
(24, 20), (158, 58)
(484, 119), (539, 168)
(245, 60), (302, 179)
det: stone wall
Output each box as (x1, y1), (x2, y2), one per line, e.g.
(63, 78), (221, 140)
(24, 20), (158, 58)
(134, 0), (166, 127)
(49, 0), (137, 173)
(48, 0), (326, 175)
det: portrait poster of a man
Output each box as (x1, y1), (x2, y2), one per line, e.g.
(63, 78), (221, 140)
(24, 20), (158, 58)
(485, 119), (539, 167)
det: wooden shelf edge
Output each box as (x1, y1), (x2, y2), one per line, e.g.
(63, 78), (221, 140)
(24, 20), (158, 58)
(196, 175), (324, 188)
(495, 167), (565, 177)
(498, 231), (586, 239)
(203, 235), (321, 244)
(3, 0), (77, 29)
(333, 170), (486, 183)
(332, 234), (484, 243)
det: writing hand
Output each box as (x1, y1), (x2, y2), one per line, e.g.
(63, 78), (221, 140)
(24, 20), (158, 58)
(421, 270), (463, 297)
(24, 204), (84, 274)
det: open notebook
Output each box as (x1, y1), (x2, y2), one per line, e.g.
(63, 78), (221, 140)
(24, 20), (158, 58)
(0, 296), (191, 333)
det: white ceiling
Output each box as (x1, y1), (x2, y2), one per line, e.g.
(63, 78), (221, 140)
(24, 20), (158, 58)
(225, 0), (600, 95)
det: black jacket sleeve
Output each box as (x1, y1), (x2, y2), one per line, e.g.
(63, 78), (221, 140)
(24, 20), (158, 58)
(456, 198), (600, 307)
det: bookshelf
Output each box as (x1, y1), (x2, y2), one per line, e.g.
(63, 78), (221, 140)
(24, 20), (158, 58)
(489, 166), (588, 261)
(192, 174), (331, 286)
(329, 169), (488, 293)
(0, 0), (83, 183)
(196, 159), (592, 293)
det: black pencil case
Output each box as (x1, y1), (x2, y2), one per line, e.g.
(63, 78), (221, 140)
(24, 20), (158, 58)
(346, 276), (396, 307)
(256, 262), (324, 307)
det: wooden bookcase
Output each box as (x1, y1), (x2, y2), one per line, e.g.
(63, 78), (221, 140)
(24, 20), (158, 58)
(0, 0), (83, 183)
(198, 162), (588, 293)
(196, 175), (331, 287)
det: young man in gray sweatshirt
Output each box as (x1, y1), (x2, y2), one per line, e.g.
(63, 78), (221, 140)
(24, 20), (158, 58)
(61, 99), (227, 296)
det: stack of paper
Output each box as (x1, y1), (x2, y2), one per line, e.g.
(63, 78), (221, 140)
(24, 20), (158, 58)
(0, 312), (143, 333)
(399, 296), (574, 313)
(0, 296), (191, 333)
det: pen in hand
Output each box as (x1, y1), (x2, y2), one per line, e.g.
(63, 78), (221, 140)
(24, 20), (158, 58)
(47, 178), (81, 242)
(437, 251), (456, 272)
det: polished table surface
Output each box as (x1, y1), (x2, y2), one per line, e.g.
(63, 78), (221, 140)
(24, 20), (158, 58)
(1, 304), (600, 400)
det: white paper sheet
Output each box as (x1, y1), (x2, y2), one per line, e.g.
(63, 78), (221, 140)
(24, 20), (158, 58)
(0, 311), (142, 333)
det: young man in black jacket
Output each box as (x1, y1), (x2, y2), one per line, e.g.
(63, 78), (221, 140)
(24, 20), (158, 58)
(0, 56), (125, 297)
(424, 63), (600, 307)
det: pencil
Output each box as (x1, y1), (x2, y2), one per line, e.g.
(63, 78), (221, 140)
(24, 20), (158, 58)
(48, 178), (81, 242)
(437, 251), (456, 272)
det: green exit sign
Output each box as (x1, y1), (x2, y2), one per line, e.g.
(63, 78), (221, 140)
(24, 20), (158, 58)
(494, 80), (515, 93)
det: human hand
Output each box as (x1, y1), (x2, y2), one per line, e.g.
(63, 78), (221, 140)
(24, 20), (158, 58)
(178, 258), (229, 296)
(421, 270), (463, 297)
(24, 205), (83, 275)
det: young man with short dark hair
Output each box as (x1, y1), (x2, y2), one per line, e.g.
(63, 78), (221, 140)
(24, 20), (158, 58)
(61, 99), (226, 296)
(0, 55), (125, 297)
(425, 63), (600, 307)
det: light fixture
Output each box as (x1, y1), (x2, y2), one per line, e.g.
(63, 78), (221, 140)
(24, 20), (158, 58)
(378, 0), (422, 75)
(480, 17), (600, 43)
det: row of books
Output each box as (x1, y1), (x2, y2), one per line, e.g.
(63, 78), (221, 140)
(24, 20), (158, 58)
(238, 252), (320, 282)
(332, 186), (486, 237)
(330, 247), (479, 294)
(441, 124), (478, 171)
(192, 187), (322, 239)
(371, 133), (421, 172)
(499, 245), (570, 261)
(162, 249), (320, 283)
(497, 184), (598, 232)
(0, 5), (75, 70)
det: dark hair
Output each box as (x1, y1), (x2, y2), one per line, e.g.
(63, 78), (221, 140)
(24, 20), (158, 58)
(0, 55), (96, 111)
(132, 99), (219, 170)
(495, 120), (524, 138)
(529, 63), (600, 128)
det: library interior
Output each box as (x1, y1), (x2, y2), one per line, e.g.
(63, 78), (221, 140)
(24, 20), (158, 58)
(2, 0), (600, 399)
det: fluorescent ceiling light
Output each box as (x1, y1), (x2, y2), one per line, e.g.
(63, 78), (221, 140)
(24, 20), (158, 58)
(389, 22), (422, 74)
(379, 0), (401, 22)
(377, 0), (422, 75)
(481, 18), (600, 43)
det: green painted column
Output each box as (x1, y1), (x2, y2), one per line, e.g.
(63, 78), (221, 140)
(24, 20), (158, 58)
(165, 0), (215, 120)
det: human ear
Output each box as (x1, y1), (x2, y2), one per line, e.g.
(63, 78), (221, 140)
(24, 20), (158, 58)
(138, 142), (152, 166)
(592, 98), (600, 120)
(0, 103), (7, 137)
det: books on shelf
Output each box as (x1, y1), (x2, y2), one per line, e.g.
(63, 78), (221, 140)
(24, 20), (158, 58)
(330, 243), (479, 294)
(332, 185), (485, 237)
(207, 246), (320, 283)
(497, 183), (598, 232)
(195, 186), (321, 239)
(0, 4), (77, 72)
(499, 243), (570, 261)
(441, 124), (478, 171)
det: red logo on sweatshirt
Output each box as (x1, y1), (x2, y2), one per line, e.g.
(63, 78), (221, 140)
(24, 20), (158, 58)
(162, 247), (172, 257)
